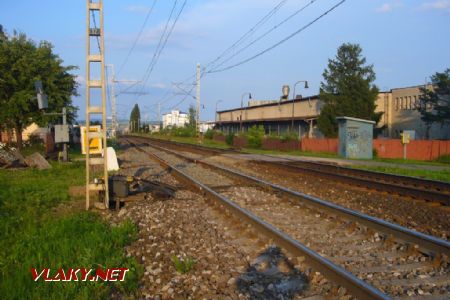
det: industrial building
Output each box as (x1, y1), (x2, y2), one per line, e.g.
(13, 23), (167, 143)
(216, 84), (450, 140)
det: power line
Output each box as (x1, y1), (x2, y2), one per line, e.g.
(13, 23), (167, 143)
(207, 0), (319, 73)
(139, 0), (188, 96)
(117, 0), (158, 76)
(91, 10), (102, 54)
(176, 0), (290, 85)
(204, 0), (290, 72)
(208, 0), (346, 74)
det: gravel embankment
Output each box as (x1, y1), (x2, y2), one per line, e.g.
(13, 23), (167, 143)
(200, 155), (450, 241)
(99, 144), (338, 299)
(139, 145), (449, 298)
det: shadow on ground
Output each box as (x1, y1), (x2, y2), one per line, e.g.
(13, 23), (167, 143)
(237, 246), (308, 299)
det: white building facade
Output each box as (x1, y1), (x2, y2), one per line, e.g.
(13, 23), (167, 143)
(162, 110), (189, 129)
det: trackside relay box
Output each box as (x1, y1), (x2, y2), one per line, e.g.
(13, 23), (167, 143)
(336, 116), (375, 159)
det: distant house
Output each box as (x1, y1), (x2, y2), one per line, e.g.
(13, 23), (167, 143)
(162, 110), (189, 129)
(0, 123), (49, 143)
(199, 121), (215, 133)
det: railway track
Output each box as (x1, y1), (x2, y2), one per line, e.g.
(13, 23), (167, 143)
(123, 136), (450, 299)
(127, 136), (450, 206)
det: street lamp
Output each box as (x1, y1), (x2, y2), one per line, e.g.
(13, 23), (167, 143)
(215, 100), (223, 123)
(240, 92), (252, 132)
(292, 80), (309, 130)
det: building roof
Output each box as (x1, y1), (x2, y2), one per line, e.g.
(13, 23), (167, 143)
(217, 95), (319, 113)
(336, 116), (375, 124)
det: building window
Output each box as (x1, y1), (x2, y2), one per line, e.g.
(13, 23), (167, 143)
(413, 95), (418, 109)
(395, 97), (399, 110)
(408, 96), (412, 110)
(400, 97), (404, 110)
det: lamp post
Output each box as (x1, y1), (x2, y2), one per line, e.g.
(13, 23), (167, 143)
(215, 100), (223, 123)
(240, 93), (252, 132)
(292, 80), (309, 130)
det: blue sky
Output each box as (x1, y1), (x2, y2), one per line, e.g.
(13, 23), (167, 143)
(1, 0), (449, 122)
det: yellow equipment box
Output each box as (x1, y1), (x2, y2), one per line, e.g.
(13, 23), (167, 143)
(80, 125), (103, 154)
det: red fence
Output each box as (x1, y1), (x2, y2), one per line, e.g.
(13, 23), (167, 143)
(303, 138), (450, 161)
(233, 136), (248, 148)
(374, 139), (450, 160)
(213, 135), (226, 143)
(301, 138), (338, 154)
(262, 138), (300, 151)
(213, 134), (450, 160)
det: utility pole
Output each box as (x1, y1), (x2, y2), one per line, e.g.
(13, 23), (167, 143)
(106, 64), (141, 137)
(108, 64), (117, 137)
(196, 63), (200, 137)
(86, 0), (109, 210)
(158, 102), (161, 129)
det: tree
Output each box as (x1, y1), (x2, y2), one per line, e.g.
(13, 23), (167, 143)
(0, 29), (78, 148)
(188, 105), (197, 129)
(129, 103), (141, 132)
(417, 69), (450, 139)
(317, 43), (382, 137)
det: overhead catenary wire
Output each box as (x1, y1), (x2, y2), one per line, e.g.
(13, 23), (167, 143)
(135, 0), (179, 96)
(172, 0), (291, 87)
(203, 0), (290, 72)
(90, 3), (101, 54)
(117, 0), (158, 76)
(134, 0), (345, 115)
(137, 0), (188, 97)
(207, 0), (319, 73)
(207, 0), (347, 74)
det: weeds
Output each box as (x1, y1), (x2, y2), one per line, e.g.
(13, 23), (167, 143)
(171, 255), (196, 274)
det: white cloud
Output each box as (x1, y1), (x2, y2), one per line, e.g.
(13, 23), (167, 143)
(150, 83), (168, 89)
(420, 0), (450, 12)
(75, 75), (85, 84)
(125, 5), (151, 14)
(375, 1), (403, 13)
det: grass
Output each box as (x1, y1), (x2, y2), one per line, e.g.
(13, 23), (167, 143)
(241, 147), (341, 158)
(0, 161), (142, 299)
(351, 165), (450, 182)
(137, 133), (231, 150)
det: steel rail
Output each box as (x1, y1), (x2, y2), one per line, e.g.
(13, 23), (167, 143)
(125, 138), (390, 300)
(128, 135), (450, 205)
(283, 159), (450, 194)
(138, 139), (450, 257)
(258, 160), (450, 205)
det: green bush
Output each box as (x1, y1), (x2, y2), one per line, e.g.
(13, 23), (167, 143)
(204, 129), (214, 139)
(156, 125), (196, 137)
(279, 131), (299, 142)
(247, 125), (265, 149)
(225, 133), (234, 145)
